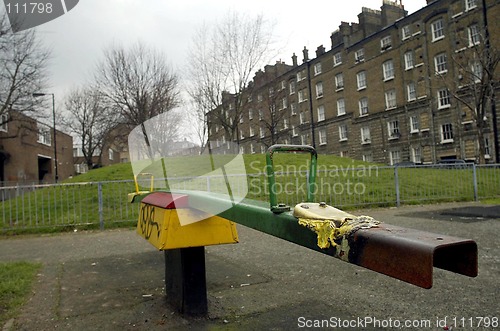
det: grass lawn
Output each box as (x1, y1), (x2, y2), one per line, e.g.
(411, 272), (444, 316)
(0, 262), (41, 326)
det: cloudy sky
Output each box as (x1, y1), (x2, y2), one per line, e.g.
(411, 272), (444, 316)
(29, 0), (427, 107)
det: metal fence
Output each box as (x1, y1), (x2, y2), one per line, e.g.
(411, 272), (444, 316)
(1, 164), (499, 232)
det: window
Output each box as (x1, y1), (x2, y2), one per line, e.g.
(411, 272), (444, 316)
(298, 89), (307, 103)
(380, 35), (392, 51)
(465, 0), (477, 11)
(471, 60), (482, 82)
(434, 53), (448, 74)
(38, 124), (51, 145)
(437, 88), (451, 109)
(385, 89), (397, 109)
(357, 71), (367, 90)
(359, 97), (368, 116)
(281, 97), (288, 110)
(339, 124), (348, 141)
(108, 148), (114, 160)
(268, 87), (275, 98)
(283, 118), (288, 130)
(363, 153), (373, 162)
(299, 111), (307, 124)
(383, 60), (395, 80)
(361, 127), (371, 144)
(468, 24), (481, 46)
(239, 146), (244, 154)
(289, 81), (296, 94)
(407, 82), (417, 101)
(0, 113), (8, 132)
(355, 49), (364, 62)
(314, 62), (322, 75)
(259, 127), (264, 138)
(292, 125), (298, 137)
(291, 102), (297, 115)
(258, 109), (263, 120)
(315, 82), (323, 98)
(260, 145), (266, 154)
(333, 52), (342, 66)
(389, 150), (401, 165)
(317, 105), (325, 122)
(387, 120), (400, 139)
(402, 25), (411, 40)
(248, 109), (253, 120)
(297, 70), (306, 81)
(280, 80), (286, 91)
(337, 98), (346, 116)
(485, 137), (491, 156)
(319, 129), (327, 145)
(412, 147), (422, 163)
(249, 126), (255, 137)
(410, 115), (420, 133)
(404, 51), (414, 70)
(240, 115), (244, 123)
(441, 123), (454, 142)
(250, 144), (255, 154)
(335, 73), (344, 90)
(431, 19), (444, 41)
(240, 130), (245, 140)
(301, 134), (308, 145)
(257, 94), (263, 102)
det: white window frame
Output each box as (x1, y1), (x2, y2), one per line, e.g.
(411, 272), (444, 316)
(291, 102), (297, 115)
(292, 125), (298, 137)
(380, 35), (392, 51)
(314, 62), (322, 75)
(318, 129), (327, 145)
(37, 123), (52, 146)
(359, 97), (368, 116)
(410, 115), (419, 133)
(407, 82), (417, 101)
(289, 81), (296, 94)
(387, 120), (400, 139)
(412, 147), (422, 163)
(283, 118), (288, 130)
(301, 134), (307, 145)
(315, 82), (323, 99)
(259, 127), (264, 138)
(317, 105), (325, 122)
(0, 113), (8, 132)
(468, 24), (481, 46)
(335, 73), (344, 90)
(299, 111), (306, 124)
(385, 89), (397, 110)
(465, 0), (477, 11)
(434, 53), (448, 74)
(431, 19), (445, 42)
(298, 89), (307, 103)
(361, 127), (371, 144)
(402, 25), (411, 40)
(248, 109), (253, 120)
(338, 124), (348, 141)
(355, 48), (364, 62)
(389, 150), (401, 165)
(404, 51), (414, 70)
(383, 60), (395, 81)
(471, 60), (482, 82)
(356, 71), (367, 90)
(437, 88), (451, 109)
(333, 52), (342, 66)
(249, 126), (255, 137)
(108, 148), (114, 161)
(337, 98), (346, 116)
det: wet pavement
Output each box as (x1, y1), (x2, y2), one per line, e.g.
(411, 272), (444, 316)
(0, 202), (498, 330)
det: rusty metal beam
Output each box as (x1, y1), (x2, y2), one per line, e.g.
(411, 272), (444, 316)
(177, 190), (477, 289)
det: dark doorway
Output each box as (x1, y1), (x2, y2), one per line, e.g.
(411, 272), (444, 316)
(38, 156), (51, 183)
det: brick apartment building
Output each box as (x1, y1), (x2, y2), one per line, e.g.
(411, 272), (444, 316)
(208, 0), (500, 164)
(0, 110), (73, 184)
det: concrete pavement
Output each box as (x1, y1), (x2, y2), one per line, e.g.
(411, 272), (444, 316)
(0, 202), (498, 330)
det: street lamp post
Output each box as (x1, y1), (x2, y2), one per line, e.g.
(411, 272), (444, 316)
(32, 92), (58, 183)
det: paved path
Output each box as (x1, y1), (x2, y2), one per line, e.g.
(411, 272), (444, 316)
(1, 202), (498, 330)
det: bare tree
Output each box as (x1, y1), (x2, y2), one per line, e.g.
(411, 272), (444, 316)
(186, 11), (277, 149)
(439, 16), (499, 163)
(259, 84), (291, 148)
(62, 87), (117, 167)
(95, 41), (180, 134)
(0, 12), (50, 138)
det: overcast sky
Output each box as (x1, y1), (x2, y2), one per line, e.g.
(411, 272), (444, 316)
(29, 0), (427, 108)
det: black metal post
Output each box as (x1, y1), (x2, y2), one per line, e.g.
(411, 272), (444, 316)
(164, 246), (208, 315)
